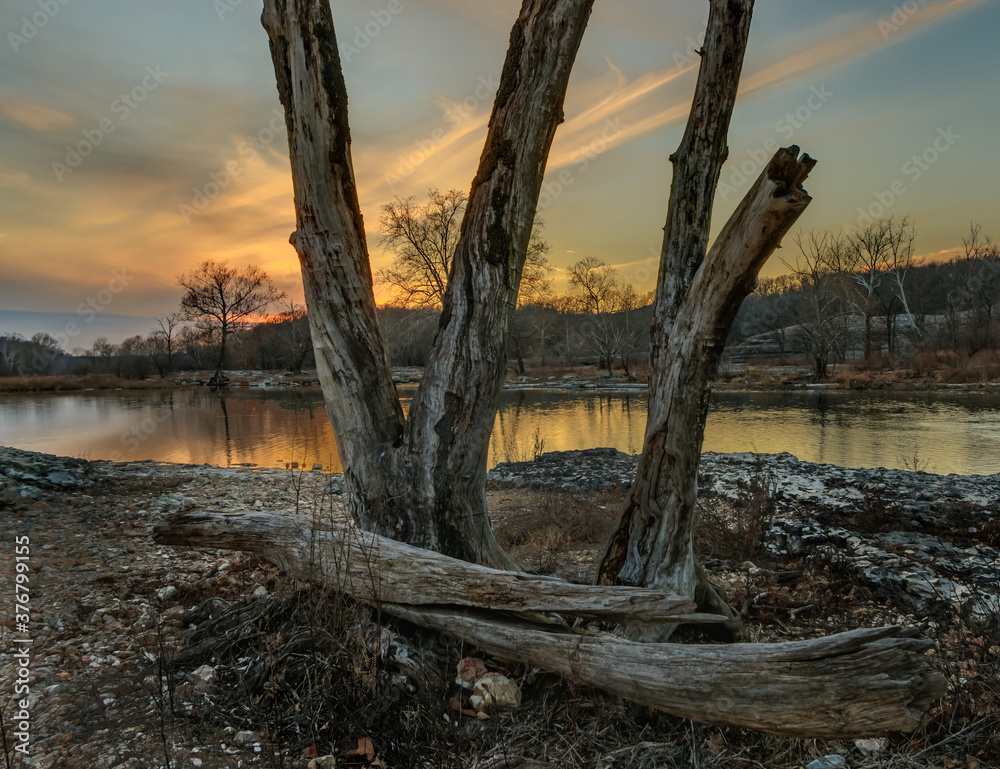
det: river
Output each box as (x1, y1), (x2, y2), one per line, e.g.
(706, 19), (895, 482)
(1, 386), (998, 475)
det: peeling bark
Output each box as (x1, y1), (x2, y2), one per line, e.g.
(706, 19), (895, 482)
(599, 148), (816, 631)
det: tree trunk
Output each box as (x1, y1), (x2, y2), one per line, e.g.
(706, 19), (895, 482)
(599, 143), (816, 629)
(263, 0), (593, 567)
(598, 0), (805, 631)
(153, 510), (946, 738)
(216, 322), (228, 372)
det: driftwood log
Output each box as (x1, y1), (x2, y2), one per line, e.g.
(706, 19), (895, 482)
(154, 511), (946, 737)
(153, 511), (720, 626)
(390, 606), (944, 738)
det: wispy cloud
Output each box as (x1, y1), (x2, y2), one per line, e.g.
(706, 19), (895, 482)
(0, 95), (75, 132)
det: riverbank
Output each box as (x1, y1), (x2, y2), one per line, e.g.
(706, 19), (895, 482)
(4, 362), (1000, 394)
(2, 446), (997, 767)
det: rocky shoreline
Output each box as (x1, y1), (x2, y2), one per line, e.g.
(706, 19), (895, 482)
(2, 445), (999, 767)
(489, 448), (1000, 618)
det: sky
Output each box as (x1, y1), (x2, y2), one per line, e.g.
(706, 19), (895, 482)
(1, 0), (998, 349)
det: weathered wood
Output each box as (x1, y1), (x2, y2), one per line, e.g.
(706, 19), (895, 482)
(264, 0), (594, 569)
(262, 0), (406, 502)
(400, 0), (595, 567)
(154, 510), (946, 736)
(600, 0), (758, 609)
(599, 148), (816, 625)
(388, 605), (947, 739)
(598, 0), (815, 635)
(152, 511), (722, 625)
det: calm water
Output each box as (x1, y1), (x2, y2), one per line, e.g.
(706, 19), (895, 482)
(1, 386), (999, 476)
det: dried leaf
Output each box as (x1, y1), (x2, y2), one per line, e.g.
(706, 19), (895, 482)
(965, 756), (980, 769)
(449, 695), (478, 718)
(301, 744), (319, 759)
(344, 736), (375, 761)
(707, 732), (725, 756)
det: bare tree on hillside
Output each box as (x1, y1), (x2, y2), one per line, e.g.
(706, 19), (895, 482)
(845, 216), (915, 359)
(787, 231), (852, 378)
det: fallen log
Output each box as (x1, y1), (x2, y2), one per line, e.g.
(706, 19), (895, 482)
(153, 511), (946, 737)
(152, 511), (721, 625)
(388, 605), (946, 738)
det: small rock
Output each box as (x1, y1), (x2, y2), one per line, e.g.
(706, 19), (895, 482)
(456, 657), (488, 688)
(47, 471), (80, 487)
(805, 756), (847, 769)
(854, 738), (887, 755)
(252, 585), (268, 597)
(156, 585), (179, 602)
(161, 605), (187, 626)
(188, 664), (216, 684)
(234, 730), (259, 746)
(308, 757), (338, 769)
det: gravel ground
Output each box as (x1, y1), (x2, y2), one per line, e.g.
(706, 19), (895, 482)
(2, 446), (998, 768)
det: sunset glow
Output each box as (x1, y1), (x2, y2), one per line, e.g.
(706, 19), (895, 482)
(2, 0), (998, 347)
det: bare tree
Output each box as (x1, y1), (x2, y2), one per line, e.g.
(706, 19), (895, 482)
(156, 0), (944, 734)
(787, 230), (851, 378)
(263, 0), (813, 602)
(567, 256), (629, 373)
(176, 260), (285, 372)
(844, 216), (916, 359)
(377, 189), (553, 308)
(948, 221), (1000, 355)
(152, 314), (183, 375)
(263, 0), (594, 566)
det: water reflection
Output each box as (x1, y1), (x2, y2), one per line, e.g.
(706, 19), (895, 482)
(1, 387), (998, 475)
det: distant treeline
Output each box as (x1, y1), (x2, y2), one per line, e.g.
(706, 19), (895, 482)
(3, 220), (996, 381)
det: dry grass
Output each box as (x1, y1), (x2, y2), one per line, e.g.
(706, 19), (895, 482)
(0, 373), (173, 392)
(693, 455), (776, 563)
(0, 371), (324, 392)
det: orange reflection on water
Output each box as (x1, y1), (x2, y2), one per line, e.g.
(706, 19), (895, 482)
(1, 387), (998, 476)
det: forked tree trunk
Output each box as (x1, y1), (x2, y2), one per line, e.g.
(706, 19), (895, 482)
(599, 148), (816, 630)
(263, 0), (593, 567)
(597, 0), (816, 633)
